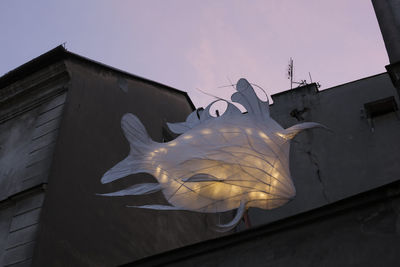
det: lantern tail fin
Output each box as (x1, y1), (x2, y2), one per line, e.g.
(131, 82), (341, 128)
(101, 113), (155, 184)
(127, 204), (184, 210)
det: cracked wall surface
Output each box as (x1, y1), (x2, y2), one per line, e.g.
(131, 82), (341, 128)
(250, 74), (400, 226)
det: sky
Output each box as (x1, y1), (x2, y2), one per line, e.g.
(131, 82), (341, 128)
(0, 0), (389, 108)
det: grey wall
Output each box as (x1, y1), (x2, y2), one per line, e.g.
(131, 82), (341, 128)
(248, 74), (400, 226)
(131, 180), (400, 267)
(0, 62), (68, 201)
(0, 61), (69, 266)
(0, 189), (45, 267)
(32, 58), (225, 267)
(29, 65), (400, 266)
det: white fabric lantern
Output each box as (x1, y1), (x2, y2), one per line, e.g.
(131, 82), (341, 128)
(100, 78), (324, 230)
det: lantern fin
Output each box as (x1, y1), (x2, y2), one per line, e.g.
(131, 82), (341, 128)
(97, 183), (161, 196)
(224, 102), (242, 116)
(232, 78), (269, 119)
(167, 94), (242, 134)
(101, 155), (136, 184)
(281, 122), (326, 140)
(127, 204), (184, 210)
(200, 99), (242, 120)
(216, 200), (246, 232)
(182, 173), (221, 183)
(166, 122), (191, 134)
(167, 108), (202, 134)
(200, 101), (216, 122)
(101, 113), (155, 184)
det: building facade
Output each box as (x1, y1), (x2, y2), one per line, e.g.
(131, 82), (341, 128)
(0, 47), (225, 267)
(1, 1), (400, 266)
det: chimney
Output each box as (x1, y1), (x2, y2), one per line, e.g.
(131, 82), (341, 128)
(372, 0), (400, 91)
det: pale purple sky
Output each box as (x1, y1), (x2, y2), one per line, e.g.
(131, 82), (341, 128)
(0, 0), (389, 107)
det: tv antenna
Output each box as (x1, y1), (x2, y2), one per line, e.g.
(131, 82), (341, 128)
(287, 58), (320, 89)
(287, 58), (294, 89)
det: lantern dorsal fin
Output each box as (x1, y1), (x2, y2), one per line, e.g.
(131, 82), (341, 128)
(167, 78), (266, 134)
(231, 78), (269, 119)
(167, 108), (203, 134)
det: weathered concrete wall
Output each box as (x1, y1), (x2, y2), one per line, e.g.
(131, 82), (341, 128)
(0, 61), (69, 267)
(248, 74), (400, 226)
(0, 62), (68, 200)
(32, 58), (224, 267)
(127, 180), (400, 267)
(0, 188), (45, 267)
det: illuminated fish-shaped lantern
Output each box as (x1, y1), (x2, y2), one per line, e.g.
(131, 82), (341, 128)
(100, 78), (324, 230)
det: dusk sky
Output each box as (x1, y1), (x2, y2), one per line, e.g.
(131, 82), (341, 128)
(0, 0), (389, 107)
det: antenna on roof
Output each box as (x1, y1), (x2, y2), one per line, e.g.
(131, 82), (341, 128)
(287, 58), (294, 89)
(62, 42), (67, 49)
(287, 58), (321, 89)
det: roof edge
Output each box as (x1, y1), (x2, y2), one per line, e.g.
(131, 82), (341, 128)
(270, 72), (388, 100)
(0, 45), (67, 89)
(0, 45), (196, 110)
